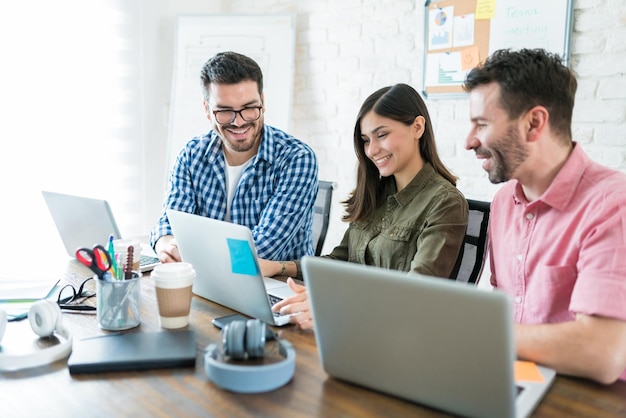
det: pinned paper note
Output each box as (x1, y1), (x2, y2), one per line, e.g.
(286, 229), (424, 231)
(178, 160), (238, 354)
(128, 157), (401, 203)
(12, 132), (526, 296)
(515, 361), (545, 383)
(227, 238), (259, 276)
(428, 6), (454, 50)
(453, 14), (475, 48)
(461, 45), (480, 70)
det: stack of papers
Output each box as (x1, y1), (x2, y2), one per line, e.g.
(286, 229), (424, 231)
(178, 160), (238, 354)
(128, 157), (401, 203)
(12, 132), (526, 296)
(0, 278), (59, 321)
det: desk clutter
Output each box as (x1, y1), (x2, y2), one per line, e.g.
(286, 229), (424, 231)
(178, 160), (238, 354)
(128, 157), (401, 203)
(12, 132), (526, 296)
(0, 250), (296, 394)
(0, 302), (296, 393)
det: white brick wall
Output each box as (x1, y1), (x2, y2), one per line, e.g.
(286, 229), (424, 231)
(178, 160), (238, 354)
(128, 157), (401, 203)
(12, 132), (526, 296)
(222, 0), (626, 256)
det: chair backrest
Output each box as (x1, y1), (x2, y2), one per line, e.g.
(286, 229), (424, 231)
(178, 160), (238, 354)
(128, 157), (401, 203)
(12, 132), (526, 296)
(454, 199), (491, 284)
(312, 181), (334, 256)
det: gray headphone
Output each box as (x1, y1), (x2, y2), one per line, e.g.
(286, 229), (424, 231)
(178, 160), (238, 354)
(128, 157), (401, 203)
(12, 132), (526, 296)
(204, 319), (296, 393)
(0, 300), (73, 371)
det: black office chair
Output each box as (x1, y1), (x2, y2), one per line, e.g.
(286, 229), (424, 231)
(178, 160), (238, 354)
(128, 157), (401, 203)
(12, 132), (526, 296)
(312, 181), (334, 256)
(453, 199), (491, 284)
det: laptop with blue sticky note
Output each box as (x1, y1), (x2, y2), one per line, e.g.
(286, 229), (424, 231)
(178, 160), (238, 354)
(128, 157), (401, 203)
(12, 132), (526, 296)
(166, 209), (294, 326)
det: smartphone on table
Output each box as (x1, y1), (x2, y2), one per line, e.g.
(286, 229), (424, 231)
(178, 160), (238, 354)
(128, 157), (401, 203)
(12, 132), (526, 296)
(212, 313), (276, 340)
(211, 313), (250, 329)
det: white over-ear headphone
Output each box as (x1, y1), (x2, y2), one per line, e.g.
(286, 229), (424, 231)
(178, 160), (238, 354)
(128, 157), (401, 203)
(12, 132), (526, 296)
(204, 319), (296, 393)
(0, 300), (73, 371)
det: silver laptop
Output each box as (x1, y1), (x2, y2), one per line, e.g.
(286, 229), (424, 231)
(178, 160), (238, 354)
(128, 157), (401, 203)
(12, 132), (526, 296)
(302, 256), (556, 418)
(42, 191), (161, 273)
(166, 208), (294, 326)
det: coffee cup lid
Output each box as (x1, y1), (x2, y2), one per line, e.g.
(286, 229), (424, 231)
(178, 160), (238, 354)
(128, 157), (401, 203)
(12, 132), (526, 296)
(152, 262), (196, 279)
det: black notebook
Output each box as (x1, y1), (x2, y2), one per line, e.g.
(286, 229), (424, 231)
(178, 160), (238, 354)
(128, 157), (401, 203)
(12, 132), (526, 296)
(68, 330), (196, 374)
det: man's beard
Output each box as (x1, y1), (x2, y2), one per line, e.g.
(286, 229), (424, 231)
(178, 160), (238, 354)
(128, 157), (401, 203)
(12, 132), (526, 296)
(479, 125), (528, 184)
(221, 122), (262, 153)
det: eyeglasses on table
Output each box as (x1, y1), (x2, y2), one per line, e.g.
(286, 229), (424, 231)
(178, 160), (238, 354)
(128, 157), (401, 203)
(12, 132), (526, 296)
(57, 277), (96, 312)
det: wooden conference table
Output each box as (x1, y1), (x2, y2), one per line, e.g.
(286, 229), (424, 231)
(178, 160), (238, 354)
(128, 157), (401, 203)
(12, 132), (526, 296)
(2, 262), (625, 418)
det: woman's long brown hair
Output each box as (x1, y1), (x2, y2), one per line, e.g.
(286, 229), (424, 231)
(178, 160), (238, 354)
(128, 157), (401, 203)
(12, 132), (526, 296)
(342, 83), (458, 223)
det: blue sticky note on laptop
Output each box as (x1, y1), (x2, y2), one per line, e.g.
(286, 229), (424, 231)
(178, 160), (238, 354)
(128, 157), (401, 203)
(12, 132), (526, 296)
(227, 238), (259, 276)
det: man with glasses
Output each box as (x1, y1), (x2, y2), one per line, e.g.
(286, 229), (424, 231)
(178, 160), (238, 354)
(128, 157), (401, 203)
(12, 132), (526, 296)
(151, 51), (318, 262)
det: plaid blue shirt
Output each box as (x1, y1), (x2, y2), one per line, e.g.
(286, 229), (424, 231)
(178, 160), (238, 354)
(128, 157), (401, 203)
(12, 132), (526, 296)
(150, 125), (318, 261)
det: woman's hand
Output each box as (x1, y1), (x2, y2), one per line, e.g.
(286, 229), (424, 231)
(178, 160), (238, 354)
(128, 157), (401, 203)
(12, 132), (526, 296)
(271, 277), (314, 330)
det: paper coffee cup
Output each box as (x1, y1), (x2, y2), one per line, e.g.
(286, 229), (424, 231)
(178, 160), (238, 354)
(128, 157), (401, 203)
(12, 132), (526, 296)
(152, 262), (195, 329)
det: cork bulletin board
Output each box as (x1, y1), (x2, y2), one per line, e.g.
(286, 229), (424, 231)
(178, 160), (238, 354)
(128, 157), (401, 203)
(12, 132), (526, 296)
(422, 0), (574, 98)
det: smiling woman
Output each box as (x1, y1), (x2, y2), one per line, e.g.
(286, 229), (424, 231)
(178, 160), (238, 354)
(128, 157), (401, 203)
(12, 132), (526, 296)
(0, 0), (143, 269)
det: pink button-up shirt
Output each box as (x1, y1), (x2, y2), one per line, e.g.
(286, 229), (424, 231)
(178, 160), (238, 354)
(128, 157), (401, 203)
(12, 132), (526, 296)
(489, 143), (626, 380)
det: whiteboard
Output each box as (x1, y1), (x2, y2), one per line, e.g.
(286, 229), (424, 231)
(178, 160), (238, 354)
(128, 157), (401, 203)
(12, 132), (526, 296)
(488, 0), (572, 54)
(167, 14), (296, 176)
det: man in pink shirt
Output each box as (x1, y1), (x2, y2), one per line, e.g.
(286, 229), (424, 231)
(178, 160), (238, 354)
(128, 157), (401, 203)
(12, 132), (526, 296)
(464, 48), (626, 384)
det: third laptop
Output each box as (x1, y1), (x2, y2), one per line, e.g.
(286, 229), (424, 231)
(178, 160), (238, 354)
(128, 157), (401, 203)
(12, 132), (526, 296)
(302, 256), (556, 418)
(42, 191), (161, 272)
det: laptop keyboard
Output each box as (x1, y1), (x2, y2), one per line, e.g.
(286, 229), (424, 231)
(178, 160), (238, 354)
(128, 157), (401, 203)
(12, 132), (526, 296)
(268, 294), (283, 317)
(140, 254), (160, 266)
(268, 294), (283, 305)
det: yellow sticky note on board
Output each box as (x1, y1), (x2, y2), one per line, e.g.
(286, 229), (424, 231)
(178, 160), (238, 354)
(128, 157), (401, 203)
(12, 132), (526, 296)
(475, 0), (496, 20)
(515, 361), (545, 383)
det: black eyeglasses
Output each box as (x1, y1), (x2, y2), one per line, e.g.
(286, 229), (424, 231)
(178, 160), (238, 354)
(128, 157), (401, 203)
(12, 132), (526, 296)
(212, 106), (263, 124)
(57, 277), (96, 312)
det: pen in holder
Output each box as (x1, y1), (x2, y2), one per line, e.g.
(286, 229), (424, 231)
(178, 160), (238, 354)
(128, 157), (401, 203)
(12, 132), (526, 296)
(96, 272), (141, 331)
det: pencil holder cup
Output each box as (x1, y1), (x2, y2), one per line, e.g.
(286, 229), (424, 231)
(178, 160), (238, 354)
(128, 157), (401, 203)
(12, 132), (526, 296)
(96, 272), (141, 331)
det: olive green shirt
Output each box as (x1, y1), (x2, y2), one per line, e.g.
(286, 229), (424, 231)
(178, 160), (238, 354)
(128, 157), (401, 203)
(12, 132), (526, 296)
(295, 163), (468, 280)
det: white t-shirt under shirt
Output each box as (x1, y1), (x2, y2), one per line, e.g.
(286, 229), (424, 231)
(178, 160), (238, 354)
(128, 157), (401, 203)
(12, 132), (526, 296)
(224, 157), (254, 221)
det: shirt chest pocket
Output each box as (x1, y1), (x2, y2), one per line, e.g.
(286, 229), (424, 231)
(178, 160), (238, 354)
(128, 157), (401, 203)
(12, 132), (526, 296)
(374, 225), (419, 271)
(381, 226), (412, 241)
(235, 183), (273, 221)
